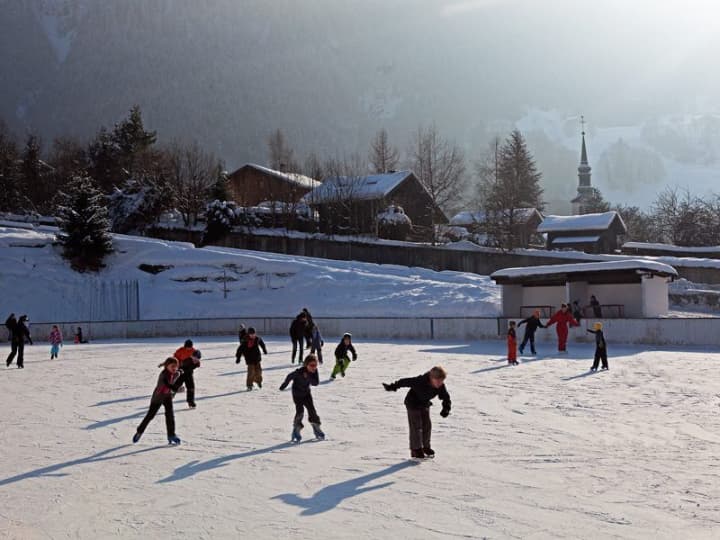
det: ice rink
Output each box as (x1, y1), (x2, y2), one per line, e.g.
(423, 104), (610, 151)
(1, 336), (720, 539)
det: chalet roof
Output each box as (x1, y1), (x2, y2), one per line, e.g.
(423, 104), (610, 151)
(307, 170), (416, 204)
(232, 163), (321, 189)
(538, 211), (626, 234)
(449, 208), (541, 227)
(490, 259), (677, 284)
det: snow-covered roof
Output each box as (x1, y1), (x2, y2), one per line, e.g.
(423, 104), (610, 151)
(491, 259), (678, 282)
(551, 235), (601, 245)
(234, 163), (321, 189)
(307, 171), (414, 204)
(538, 211), (626, 233)
(623, 242), (720, 254)
(449, 208), (540, 227)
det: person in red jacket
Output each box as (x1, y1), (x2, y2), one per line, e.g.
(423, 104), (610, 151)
(546, 303), (579, 353)
(507, 321), (518, 365)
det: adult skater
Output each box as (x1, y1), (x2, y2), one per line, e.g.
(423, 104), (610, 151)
(236, 327), (267, 390)
(279, 353), (324, 442)
(383, 366), (451, 459)
(74, 327), (88, 344)
(517, 310), (545, 355)
(5, 314), (17, 367)
(587, 322), (608, 372)
(589, 295), (603, 318)
(289, 313), (308, 364)
(133, 357), (185, 445)
(300, 308), (314, 347)
(330, 333), (357, 379)
(49, 325), (63, 360)
(546, 304), (579, 353)
(174, 340), (201, 408)
(7, 315), (32, 368)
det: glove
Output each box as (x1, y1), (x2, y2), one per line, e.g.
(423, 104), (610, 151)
(352, 356), (357, 361)
(279, 384), (287, 391)
(320, 340), (324, 347)
(235, 358), (240, 364)
(383, 383), (397, 392)
(440, 408), (450, 418)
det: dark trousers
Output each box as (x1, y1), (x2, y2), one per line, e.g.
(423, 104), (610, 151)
(6, 342), (24, 367)
(293, 395), (320, 428)
(291, 338), (304, 363)
(184, 371), (195, 406)
(406, 406), (431, 450)
(592, 347), (608, 370)
(136, 395), (175, 437)
(519, 331), (536, 354)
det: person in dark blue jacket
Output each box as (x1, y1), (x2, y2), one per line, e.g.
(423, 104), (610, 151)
(330, 333), (357, 379)
(383, 366), (451, 459)
(280, 354), (324, 442)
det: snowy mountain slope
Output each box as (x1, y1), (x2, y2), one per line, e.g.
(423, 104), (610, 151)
(0, 225), (500, 322)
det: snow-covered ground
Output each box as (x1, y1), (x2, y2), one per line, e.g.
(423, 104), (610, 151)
(2, 337), (720, 539)
(0, 225), (499, 321)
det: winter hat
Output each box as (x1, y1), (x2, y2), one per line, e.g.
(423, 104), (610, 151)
(593, 322), (603, 331)
(192, 349), (202, 359)
(343, 332), (352, 339)
(239, 324), (245, 330)
(184, 339), (193, 348)
(248, 327), (256, 334)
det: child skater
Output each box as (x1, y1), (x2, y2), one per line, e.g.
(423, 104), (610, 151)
(309, 321), (324, 364)
(507, 321), (518, 365)
(330, 332), (357, 379)
(383, 366), (451, 460)
(49, 325), (63, 360)
(179, 349), (202, 408)
(236, 327), (267, 390)
(279, 353), (324, 442)
(517, 310), (545, 355)
(587, 322), (608, 372)
(133, 357), (185, 445)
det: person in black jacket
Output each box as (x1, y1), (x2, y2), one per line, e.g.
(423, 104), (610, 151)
(133, 357), (185, 445)
(280, 353), (323, 442)
(589, 295), (603, 318)
(517, 310), (545, 355)
(7, 315), (32, 369)
(236, 327), (267, 390)
(238, 324), (247, 344)
(289, 314), (308, 364)
(330, 333), (357, 379)
(587, 322), (608, 371)
(383, 366), (451, 459)
(5, 313), (17, 367)
(300, 308), (314, 347)
(180, 349), (202, 408)
(4, 313), (15, 342)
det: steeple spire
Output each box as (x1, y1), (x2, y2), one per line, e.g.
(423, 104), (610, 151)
(572, 115), (593, 215)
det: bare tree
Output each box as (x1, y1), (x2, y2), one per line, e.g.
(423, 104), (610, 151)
(409, 124), (466, 243)
(651, 187), (719, 246)
(166, 141), (218, 227)
(369, 128), (400, 173)
(267, 128), (297, 171)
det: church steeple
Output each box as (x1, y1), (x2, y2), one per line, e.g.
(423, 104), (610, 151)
(572, 115), (593, 214)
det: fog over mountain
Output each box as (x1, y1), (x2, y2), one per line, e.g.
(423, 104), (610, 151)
(3, 0), (720, 211)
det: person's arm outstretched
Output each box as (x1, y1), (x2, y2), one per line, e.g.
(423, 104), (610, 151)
(279, 371), (294, 391)
(383, 375), (421, 392)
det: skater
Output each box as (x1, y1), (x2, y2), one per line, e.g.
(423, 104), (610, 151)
(383, 366), (451, 460)
(589, 295), (603, 318)
(236, 327), (267, 390)
(572, 300), (583, 322)
(49, 325), (63, 359)
(174, 340), (201, 408)
(546, 304), (579, 353)
(587, 322), (608, 371)
(309, 321), (324, 364)
(289, 313), (307, 364)
(517, 310), (545, 355)
(238, 323), (247, 343)
(5, 314), (17, 367)
(74, 327), (88, 344)
(330, 333), (357, 379)
(133, 357), (185, 445)
(279, 353), (324, 442)
(300, 307), (314, 347)
(6, 315), (31, 368)
(4, 313), (15, 342)
(507, 321), (518, 365)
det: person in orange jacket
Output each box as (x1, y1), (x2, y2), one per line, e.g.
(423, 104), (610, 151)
(546, 304), (579, 353)
(507, 321), (518, 365)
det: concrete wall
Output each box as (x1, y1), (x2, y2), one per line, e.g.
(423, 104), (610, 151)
(642, 275), (670, 317)
(19, 317), (720, 346)
(589, 283), (643, 318)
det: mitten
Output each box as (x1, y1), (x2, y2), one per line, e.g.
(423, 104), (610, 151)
(279, 384), (287, 391)
(383, 383), (397, 392)
(440, 408), (450, 418)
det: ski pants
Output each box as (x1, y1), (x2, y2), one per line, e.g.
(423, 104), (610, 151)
(331, 356), (351, 377)
(246, 363), (262, 388)
(520, 331), (536, 354)
(136, 394), (175, 438)
(184, 371), (196, 406)
(6, 341), (18, 365)
(407, 406), (431, 450)
(293, 395), (320, 428)
(50, 344), (60, 359)
(291, 338), (304, 363)
(7, 342), (24, 367)
(556, 326), (569, 352)
(592, 347), (608, 370)
(507, 336), (517, 362)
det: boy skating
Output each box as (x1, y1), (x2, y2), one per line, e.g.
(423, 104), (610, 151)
(383, 366), (451, 460)
(331, 333), (357, 379)
(236, 327), (267, 390)
(587, 322), (608, 371)
(517, 310), (545, 355)
(279, 354), (324, 442)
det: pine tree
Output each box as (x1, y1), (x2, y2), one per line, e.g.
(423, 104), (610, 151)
(0, 122), (25, 212)
(20, 134), (45, 211)
(56, 176), (113, 272)
(579, 187), (610, 214)
(113, 105), (157, 176)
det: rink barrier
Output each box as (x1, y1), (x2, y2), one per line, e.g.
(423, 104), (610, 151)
(17, 317), (720, 347)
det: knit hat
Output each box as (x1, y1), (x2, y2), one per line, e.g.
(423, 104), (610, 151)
(184, 339), (193, 348)
(593, 322), (603, 331)
(343, 332), (352, 339)
(248, 327), (256, 334)
(192, 349), (202, 359)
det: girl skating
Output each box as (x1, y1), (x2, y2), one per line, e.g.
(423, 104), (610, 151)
(383, 366), (452, 460)
(331, 333), (357, 379)
(587, 322), (608, 371)
(49, 325), (63, 359)
(309, 321), (324, 364)
(133, 357), (185, 445)
(279, 354), (324, 442)
(507, 321), (518, 365)
(546, 304), (579, 353)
